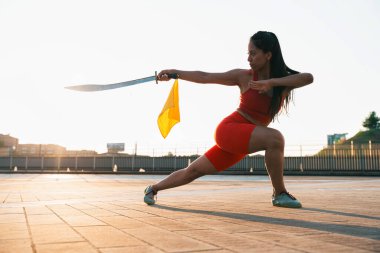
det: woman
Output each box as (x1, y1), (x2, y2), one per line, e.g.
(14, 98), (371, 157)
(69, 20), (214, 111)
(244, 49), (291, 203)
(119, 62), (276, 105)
(144, 31), (313, 208)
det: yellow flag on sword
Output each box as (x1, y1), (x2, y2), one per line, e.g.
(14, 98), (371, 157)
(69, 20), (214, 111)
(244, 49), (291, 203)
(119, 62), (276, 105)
(157, 79), (180, 138)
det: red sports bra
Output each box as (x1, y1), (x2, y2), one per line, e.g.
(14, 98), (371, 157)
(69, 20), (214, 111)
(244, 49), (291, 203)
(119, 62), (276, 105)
(237, 71), (272, 125)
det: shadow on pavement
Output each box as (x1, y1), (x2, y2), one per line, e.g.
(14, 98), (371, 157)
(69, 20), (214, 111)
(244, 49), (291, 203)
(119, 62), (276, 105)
(153, 204), (380, 240)
(302, 207), (380, 221)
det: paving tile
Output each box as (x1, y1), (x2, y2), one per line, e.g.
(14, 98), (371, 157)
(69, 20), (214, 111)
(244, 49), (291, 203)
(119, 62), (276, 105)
(36, 241), (98, 253)
(0, 194), (8, 203)
(99, 245), (165, 253)
(24, 206), (53, 215)
(112, 209), (156, 218)
(176, 229), (278, 252)
(80, 208), (117, 217)
(134, 216), (201, 231)
(87, 202), (122, 210)
(179, 217), (255, 233)
(29, 224), (83, 244)
(21, 194), (39, 202)
(97, 215), (150, 229)
(75, 225), (143, 248)
(238, 229), (375, 253)
(68, 203), (97, 210)
(48, 205), (84, 216)
(5, 194), (22, 203)
(0, 207), (24, 214)
(0, 223), (29, 240)
(61, 215), (106, 226)
(0, 239), (33, 253)
(304, 233), (380, 252)
(27, 214), (64, 225)
(124, 226), (218, 252)
(0, 214), (25, 223)
(35, 194), (54, 201)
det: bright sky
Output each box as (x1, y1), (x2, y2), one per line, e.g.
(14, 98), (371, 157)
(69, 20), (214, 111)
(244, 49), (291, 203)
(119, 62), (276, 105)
(1, 0), (379, 155)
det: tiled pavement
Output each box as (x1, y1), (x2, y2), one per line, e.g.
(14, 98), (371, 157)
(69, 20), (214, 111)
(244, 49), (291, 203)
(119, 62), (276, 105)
(0, 174), (379, 253)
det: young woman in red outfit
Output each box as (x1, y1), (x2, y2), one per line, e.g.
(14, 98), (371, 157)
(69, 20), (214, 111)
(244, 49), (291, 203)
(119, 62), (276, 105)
(144, 31), (313, 208)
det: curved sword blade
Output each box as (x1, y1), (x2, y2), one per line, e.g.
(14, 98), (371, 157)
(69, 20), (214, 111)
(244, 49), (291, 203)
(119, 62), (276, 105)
(65, 75), (156, 92)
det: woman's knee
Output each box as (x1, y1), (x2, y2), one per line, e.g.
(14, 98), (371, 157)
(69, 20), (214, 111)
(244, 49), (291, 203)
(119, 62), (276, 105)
(269, 129), (285, 149)
(250, 127), (285, 150)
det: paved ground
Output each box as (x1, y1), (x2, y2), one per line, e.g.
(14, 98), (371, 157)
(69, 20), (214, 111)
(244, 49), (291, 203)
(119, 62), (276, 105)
(0, 174), (379, 253)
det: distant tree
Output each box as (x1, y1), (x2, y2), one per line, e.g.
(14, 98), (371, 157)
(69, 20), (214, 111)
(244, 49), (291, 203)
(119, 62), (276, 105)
(166, 151), (174, 157)
(363, 111), (380, 130)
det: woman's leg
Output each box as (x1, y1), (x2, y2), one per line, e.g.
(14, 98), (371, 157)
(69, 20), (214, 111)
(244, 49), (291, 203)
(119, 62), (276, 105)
(152, 155), (218, 192)
(247, 126), (287, 195)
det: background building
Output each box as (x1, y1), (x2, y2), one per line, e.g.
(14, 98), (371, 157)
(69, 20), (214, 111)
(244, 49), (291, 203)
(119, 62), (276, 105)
(0, 133), (97, 157)
(15, 144), (66, 156)
(327, 133), (348, 146)
(0, 134), (18, 156)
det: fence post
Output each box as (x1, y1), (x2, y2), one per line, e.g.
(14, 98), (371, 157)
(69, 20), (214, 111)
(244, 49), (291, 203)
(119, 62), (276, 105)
(299, 145), (303, 172)
(75, 155), (78, 172)
(329, 146), (333, 175)
(333, 141), (336, 156)
(174, 149), (177, 171)
(9, 147), (13, 172)
(360, 145), (365, 175)
(132, 143), (137, 172)
(57, 156), (61, 172)
(245, 155), (249, 173)
(41, 156), (44, 172)
(132, 155), (135, 172)
(152, 149), (155, 172)
(368, 141), (372, 170)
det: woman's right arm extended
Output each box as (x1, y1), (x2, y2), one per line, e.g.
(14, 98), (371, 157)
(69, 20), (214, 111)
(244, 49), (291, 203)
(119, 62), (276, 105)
(157, 69), (244, 86)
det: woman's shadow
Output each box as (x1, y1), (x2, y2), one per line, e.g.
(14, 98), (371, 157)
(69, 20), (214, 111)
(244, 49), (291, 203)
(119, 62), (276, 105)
(152, 204), (380, 240)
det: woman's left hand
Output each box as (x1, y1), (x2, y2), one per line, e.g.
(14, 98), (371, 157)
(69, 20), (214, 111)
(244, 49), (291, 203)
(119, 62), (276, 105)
(249, 80), (272, 94)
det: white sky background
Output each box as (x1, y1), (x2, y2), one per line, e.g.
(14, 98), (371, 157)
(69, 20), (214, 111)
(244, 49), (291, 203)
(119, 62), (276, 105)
(0, 0), (379, 155)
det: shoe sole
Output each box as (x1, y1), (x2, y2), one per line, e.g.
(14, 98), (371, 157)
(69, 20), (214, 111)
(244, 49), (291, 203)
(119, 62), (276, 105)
(144, 196), (155, 205)
(273, 202), (302, 208)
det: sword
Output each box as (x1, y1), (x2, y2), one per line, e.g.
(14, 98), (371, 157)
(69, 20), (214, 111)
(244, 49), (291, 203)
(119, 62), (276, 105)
(65, 72), (179, 92)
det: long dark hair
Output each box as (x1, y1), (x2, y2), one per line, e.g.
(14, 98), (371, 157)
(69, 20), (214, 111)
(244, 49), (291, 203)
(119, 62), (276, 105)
(251, 31), (299, 120)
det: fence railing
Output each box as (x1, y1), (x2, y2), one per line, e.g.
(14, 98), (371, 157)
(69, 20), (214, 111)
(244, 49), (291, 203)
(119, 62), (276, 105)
(0, 146), (379, 176)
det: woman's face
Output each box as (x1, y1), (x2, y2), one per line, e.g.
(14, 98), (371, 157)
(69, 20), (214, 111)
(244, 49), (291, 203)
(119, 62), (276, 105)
(247, 41), (271, 71)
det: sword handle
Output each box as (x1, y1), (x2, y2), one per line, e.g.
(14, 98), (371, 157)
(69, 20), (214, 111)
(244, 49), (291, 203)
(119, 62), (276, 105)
(167, 73), (179, 79)
(155, 72), (179, 84)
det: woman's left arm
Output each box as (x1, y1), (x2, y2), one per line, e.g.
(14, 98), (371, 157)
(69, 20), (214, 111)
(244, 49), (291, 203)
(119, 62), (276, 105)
(250, 73), (313, 94)
(270, 73), (313, 89)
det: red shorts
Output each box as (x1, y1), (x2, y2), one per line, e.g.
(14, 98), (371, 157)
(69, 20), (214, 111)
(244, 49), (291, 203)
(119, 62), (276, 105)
(205, 111), (257, 171)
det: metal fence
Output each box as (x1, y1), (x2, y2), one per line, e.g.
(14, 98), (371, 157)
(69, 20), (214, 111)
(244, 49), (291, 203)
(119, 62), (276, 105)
(0, 146), (379, 176)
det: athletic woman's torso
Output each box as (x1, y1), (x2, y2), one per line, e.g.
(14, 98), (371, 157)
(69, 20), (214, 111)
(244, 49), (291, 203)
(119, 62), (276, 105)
(237, 70), (273, 126)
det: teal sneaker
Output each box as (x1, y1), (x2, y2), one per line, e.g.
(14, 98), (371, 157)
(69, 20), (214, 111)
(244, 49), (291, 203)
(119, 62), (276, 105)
(144, 185), (157, 205)
(272, 192), (302, 208)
